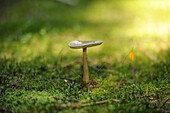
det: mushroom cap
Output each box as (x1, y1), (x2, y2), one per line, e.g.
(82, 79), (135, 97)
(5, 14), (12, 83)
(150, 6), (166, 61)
(68, 40), (103, 49)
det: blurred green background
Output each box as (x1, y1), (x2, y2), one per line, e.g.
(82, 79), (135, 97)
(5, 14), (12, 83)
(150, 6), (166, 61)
(0, 0), (169, 64)
(0, 0), (170, 112)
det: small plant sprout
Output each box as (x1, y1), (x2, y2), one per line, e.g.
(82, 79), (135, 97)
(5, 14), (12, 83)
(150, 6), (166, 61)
(68, 40), (103, 83)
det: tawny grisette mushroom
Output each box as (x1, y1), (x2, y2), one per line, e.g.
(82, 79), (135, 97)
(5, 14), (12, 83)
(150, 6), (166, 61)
(68, 40), (103, 83)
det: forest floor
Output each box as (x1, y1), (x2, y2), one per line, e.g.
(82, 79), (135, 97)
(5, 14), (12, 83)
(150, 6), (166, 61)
(0, 0), (170, 112)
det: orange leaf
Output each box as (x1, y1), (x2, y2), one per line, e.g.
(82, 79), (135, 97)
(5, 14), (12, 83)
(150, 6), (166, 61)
(129, 51), (136, 61)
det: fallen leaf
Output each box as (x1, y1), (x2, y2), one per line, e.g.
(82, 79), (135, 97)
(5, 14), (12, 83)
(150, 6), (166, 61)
(129, 51), (136, 61)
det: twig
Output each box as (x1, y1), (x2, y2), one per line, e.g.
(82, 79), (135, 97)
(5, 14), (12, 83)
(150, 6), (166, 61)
(95, 99), (120, 104)
(62, 58), (81, 68)
(149, 98), (170, 112)
(1, 79), (23, 89)
(57, 99), (120, 108)
(2, 82), (17, 88)
(56, 95), (169, 112)
(0, 79), (23, 93)
(160, 98), (170, 108)
(90, 66), (116, 73)
(48, 58), (81, 69)
(54, 97), (80, 102)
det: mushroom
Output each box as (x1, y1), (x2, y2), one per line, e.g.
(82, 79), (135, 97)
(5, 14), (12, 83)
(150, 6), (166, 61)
(68, 40), (103, 83)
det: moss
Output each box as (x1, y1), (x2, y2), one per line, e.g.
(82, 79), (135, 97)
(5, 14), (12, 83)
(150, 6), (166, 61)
(0, 0), (170, 112)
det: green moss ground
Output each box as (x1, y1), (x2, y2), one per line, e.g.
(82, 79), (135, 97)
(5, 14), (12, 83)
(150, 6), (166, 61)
(0, 0), (170, 112)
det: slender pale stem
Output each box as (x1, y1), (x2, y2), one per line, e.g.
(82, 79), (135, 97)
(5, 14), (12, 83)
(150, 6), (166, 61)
(83, 48), (89, 83)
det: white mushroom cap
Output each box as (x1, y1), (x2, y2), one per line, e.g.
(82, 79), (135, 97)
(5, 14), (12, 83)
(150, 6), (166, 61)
(68, 40), (103, 49)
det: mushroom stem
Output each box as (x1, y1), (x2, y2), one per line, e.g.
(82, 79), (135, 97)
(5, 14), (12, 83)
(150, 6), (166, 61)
(83, 48), (89, 83)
